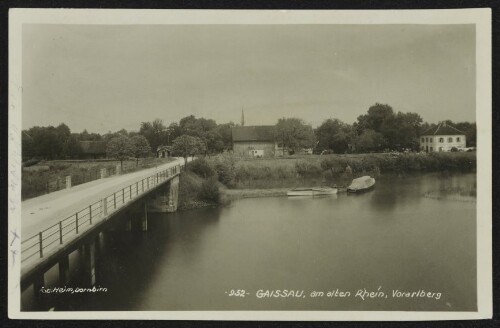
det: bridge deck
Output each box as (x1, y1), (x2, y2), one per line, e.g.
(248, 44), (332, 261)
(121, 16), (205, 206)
(21, 158), (185, 275)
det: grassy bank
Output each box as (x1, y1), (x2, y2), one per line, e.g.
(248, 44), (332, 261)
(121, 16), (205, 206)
(174, 151), (477, 209)
(177, 171), (222, 210)
(200, 152), (476, 190)
(22, 157), (174, 200)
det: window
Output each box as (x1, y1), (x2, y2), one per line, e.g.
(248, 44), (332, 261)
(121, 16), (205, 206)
(439, 138), (444, 143)
(430, 138), (433, 142)
(456, 137), (461, 142)
(448, 137), (453, 142)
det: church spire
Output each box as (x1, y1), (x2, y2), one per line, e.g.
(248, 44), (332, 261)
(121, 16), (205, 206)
(241, 108), (245, 126)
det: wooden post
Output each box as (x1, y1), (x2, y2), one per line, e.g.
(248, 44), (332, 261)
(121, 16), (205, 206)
(113, 193), (116, 209)
(82, 240), (96, 287)
(129, 185), (132, 200)
(122, 188), (125, 204)
(66, 176), (71, 189)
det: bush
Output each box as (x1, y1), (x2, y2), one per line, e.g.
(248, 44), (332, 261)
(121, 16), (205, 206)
(188, 158), (215, 178)
(199, 176), (220, 203)
(295, 160), (322, 177)
(214, 161), (236, 185)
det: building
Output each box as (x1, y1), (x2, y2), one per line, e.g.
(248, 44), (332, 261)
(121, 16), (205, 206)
(232, 126), (280, 157)
(157, 145), (172, 158)
(420, 122), (466, 152)
(79, 141), (107, 159)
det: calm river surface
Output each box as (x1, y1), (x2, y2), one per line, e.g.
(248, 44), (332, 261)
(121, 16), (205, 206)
(26, 172), (476, 311)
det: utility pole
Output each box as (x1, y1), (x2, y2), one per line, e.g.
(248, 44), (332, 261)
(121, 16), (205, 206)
(241, 108), (245, 127)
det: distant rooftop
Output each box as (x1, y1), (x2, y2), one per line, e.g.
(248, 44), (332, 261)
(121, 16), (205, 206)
(232, 126), (275, 142)
(421, 122), (465, 136)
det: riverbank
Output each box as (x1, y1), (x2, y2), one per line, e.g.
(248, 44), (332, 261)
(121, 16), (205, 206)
(177, 152), (477, 210)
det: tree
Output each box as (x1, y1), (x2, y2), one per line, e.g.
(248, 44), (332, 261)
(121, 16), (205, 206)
(139, 119), (166, 152)
(171, 135), (205, 166)
(106, 135), (135, 171)
(356, 103), (395, 133)
(216, 122), (235, 150)
(454, 121), (476, 147)
(275, 118), (316, 154)
(63, 135), (83, 159)
(131, 135), (152, 167)
(355, 129), (385, 153)
(202, 130), (225, 155)
(315, 118), (355, 154)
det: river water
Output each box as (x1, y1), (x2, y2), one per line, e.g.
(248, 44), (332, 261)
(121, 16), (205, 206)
(24, 172), (476, 312)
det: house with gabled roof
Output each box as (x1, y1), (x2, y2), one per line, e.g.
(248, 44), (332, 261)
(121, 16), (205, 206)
(232, 125), (283, 157)
(420, 122), (466, 152)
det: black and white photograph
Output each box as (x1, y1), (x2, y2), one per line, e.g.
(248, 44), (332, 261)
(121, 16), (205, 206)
(8, 9), (492, 320)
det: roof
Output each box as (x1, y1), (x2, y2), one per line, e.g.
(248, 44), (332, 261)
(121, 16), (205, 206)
(232, 126), (275, 142)
(421, 122), (465, 136)
(79, 141), (107, 154)
(157, 145), (172, 152)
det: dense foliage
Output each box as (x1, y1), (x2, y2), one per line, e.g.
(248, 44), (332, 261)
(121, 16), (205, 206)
(21, 103), (476, 161)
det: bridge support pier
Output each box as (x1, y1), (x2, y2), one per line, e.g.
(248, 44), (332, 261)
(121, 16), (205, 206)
(81, 240), (96, 287)
(166, 176), (179, 212)
(141, 202), (148, 231)
(58, 255), (70, 285)
(146, 176), (179, 213)
(33, 273), (44, 299)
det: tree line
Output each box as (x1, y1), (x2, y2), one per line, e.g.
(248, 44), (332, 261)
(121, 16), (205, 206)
(21, 103), (476, 163)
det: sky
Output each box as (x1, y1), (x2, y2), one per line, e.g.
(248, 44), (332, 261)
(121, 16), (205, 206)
(22, 24), (476, 134)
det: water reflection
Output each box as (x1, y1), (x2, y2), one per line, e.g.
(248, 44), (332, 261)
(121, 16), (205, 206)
(22, 173), (476, 312)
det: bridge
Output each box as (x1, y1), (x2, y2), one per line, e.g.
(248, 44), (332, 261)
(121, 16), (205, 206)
(20, 158), (186, 297)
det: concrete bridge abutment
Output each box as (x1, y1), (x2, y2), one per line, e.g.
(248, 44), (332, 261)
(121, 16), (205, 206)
(146, 176), (180, 213)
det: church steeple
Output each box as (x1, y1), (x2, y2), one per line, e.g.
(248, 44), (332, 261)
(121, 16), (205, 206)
(241, 108), (245, 126)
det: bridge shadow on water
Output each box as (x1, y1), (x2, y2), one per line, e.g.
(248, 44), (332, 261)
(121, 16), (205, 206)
(22, 205), (222, 311)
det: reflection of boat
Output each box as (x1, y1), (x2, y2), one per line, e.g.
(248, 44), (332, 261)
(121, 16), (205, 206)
(347, 176), (376, 193)
(287, 187), (338, 197)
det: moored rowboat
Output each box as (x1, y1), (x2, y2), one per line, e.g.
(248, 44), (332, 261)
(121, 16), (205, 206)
(347, 176), (375, 193)
(287, 187), (338, 197)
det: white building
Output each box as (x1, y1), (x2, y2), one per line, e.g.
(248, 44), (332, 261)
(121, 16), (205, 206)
(420, 122), (466, 152)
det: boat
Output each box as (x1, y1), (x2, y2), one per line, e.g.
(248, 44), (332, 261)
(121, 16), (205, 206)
(347, 176), (376, 193)
(287, 187), (338, 197)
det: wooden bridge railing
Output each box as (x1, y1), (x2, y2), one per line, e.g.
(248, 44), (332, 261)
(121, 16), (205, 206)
(21, 164), (183, 265)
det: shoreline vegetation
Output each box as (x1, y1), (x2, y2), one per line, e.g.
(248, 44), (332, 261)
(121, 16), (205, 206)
(178, 152), (477, 209)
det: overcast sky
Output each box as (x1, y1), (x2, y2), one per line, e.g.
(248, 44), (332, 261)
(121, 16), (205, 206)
(22, 24), (475, 134)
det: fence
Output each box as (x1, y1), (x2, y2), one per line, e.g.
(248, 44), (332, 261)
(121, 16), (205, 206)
(21, 164), (183, 265)
(22, 167), (117, 200)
